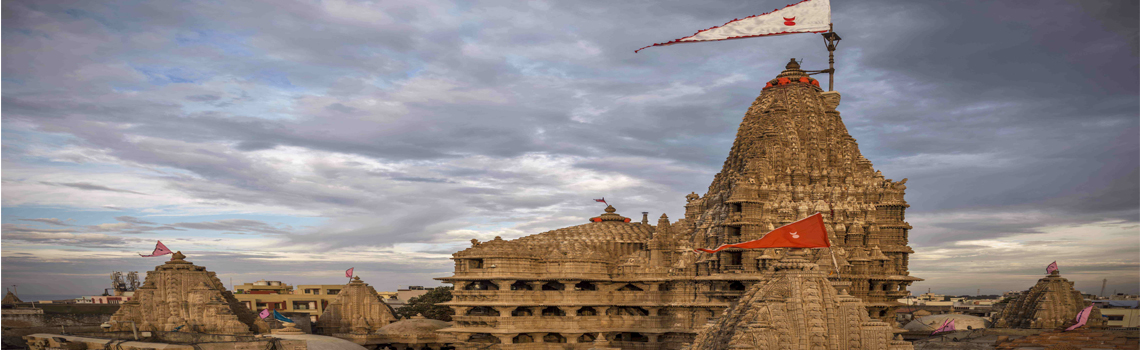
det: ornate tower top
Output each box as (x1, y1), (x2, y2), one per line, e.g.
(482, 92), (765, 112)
(992, 271), (1104, 329)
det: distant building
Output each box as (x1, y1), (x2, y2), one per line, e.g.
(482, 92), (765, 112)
(233, 280), (346, 323)
(1091, 300), (1140, 328)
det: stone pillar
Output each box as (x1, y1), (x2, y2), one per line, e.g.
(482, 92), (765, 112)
(596, 306), (610, 315)
(527, 281), (544, 290)
(564, 306), (581, 315)
(494, 280), (514, 291)
(493, 306), (512, 317)
(648, 334), (660, 343)
(647, 282), (660, 291)
(566, 333), (583, 343)
(647, 307), (660, 316)
(494, 334), (514, 344)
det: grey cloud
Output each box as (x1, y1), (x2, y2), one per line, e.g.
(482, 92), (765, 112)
(39, 181), (148, 195)
(115, 216), (156, 225)
(19, 218), (73, 226)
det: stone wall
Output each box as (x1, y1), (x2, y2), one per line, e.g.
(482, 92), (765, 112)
(2, 305), (118, 349)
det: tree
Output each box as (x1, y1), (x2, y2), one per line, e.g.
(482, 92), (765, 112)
(395, 286), (454, 321)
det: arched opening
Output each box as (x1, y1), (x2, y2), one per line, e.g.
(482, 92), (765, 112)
(512, 334), (534, 343)
(466, 306), (499, 316)
(468, 259), (484, 269)
(607, 307), (648, 316)
(659, 282), (672, 292)
(613, 332), (649, 342)
(658, 308), (672, 317)
(578, 334), (596, 343)
(543, 333), (566, 343)
(468, 333), (500, 344)
(541, 307), (565, 317)
(617, 283), (643, 291)
(728, 281), (746, 291)
(511, 307), (533, 317)
(541, 281), (565, 290)
(510, 281), (532, 290)
(575, 281), (596, 291)
(463, 280), (498, 291)
(577, 307), (597, 316)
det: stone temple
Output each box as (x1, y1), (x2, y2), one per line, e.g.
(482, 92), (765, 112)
(439, 59), (920, 349)
(992, 269), (1103, 329)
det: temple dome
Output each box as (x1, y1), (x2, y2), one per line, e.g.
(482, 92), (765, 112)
(992, 271), (1102, 329)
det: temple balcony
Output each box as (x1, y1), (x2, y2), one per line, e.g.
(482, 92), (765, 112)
(448, 290), (669, 305)
(449, 315), (692, 332)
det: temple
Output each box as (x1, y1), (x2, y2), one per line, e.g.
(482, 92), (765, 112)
(107, 251), (269, 334)
(438, 59), (919, 349)
(992, 269), (1103, 329)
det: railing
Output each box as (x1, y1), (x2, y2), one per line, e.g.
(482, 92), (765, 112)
(451, 316), (691, 332)
(451, 290), (669, 305)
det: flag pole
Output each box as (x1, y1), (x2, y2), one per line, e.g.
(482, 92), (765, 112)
(821, 23), (841, 92)
(827, 238), (842, 279)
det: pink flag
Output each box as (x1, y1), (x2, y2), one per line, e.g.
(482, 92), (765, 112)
(258, 309), (270, 319)
(594, 198), (607, 205)
(345, 267), (354, 278)
(139, 240), (173, 257)
(931, 319), (956, 335)
(1065, 305), (1094, 331)
(1046, 261), (1058, 274)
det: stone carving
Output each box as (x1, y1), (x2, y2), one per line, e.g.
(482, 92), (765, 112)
(315, 276), (398, 335)
(438, 59), (919, 349)
(107, 252), (268, 334)
(992, 270), (1104, 329)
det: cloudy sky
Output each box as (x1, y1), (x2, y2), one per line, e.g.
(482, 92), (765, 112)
(3, 0), (1137, 298)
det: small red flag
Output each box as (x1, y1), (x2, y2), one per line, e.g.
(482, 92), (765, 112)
(139, 240), (173, 257)
(345, 267), (354, 278)
(1046, 261), (1058, 274)
(695, 213), (829, 253)
(594, 198), (607, 205)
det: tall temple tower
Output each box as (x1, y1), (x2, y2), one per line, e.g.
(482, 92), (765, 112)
(679, 58), (920, 322)
(439, 59), (919, 350)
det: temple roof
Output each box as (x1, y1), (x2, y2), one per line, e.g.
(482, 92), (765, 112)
(453, 206), (653, 262)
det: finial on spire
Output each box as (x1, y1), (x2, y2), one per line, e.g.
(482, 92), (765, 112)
(786, 58), (800, 70)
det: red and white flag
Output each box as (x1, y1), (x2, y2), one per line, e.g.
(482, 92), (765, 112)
(696, 213), (829, 253)
(636, 0), (831, 53)
(139, 240), (173, 257)
(594, 198), (607, 205)
(345, 267), (354, 279)
(1046, 261), (1058, 275)
(1065, 305), (1094, 331)
(931, 319), (956, 335)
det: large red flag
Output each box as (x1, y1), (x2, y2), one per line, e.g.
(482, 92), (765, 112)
(139, 240), (173, 257)
(695, 213), (829, 253)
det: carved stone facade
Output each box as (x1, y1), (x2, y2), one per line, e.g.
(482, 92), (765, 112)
(315, 276), (399, 336)
(107, 252), (269, 335)
(690, 249), (911, 350)
(992, 270), (1103, 329)
(438, 59), (919, 349)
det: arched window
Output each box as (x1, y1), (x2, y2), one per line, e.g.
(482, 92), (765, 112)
(511, 307), (533, 317)
(577, 307), (597, 316)
(543, 333), (566, 343)
(466, 306), (499, 316)
(541, 307), (565, 317)
(541, 281), (565, 291)
(614, 332), (648, 342)
(728, 281), (746, 291)
(607, 307), (648, 316)
(575, 281), (597, 291)
(578, 334), (596, 343)
(512, 334), (534, 343)
(463, 280), (498, 291)
(510, 281), (532, 290)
